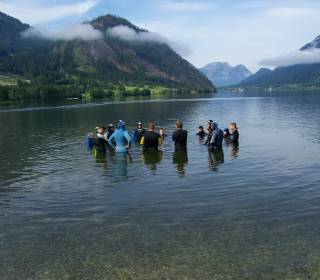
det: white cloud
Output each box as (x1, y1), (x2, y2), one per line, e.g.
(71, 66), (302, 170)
(22, 23), (103, 41)
(107, 25), (192, 57)
(0, 0), (98, 24)
(107, 25), (166, 43)
(262, 6), (317, 18)
(139, 1), (320, 71)
(260, 49), (320, 67)
(160, 1), (215, 13)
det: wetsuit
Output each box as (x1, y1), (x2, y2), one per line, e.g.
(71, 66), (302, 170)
(106, 129), (116, 147)
(172, 129), (188, 151)
(141, 131), (162, 151)
(108, 128), (131, 153)
(197, 131), (207, 138)
(132, 128), (146, 143)
(86, 133), (95, 149)
(93, 133), (108, 152)
(209, 128), (224, 150)
(230, 130), (239, 146)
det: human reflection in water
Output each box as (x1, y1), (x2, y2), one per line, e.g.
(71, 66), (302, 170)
(109, 150), (133, 178)
(173, 150), (188, 176)
(208, 149), (224, 171)
(93, 149), (108, 169)
(142, 150), (163, 171)
(231, 144), (239, 160)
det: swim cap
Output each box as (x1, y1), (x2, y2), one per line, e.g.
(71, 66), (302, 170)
(117, 120), (126, 129)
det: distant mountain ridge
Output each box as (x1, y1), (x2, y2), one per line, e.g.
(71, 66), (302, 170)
(300, 35), (320, 51)
(0, 12), (214, 101)
(200, 62), (251, 87)
(235, 35), (320, 90)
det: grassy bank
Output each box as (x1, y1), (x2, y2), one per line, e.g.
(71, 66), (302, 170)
(0, 79), (211, 104)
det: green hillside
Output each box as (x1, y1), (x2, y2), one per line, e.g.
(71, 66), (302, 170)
(0, 13), (215, 102)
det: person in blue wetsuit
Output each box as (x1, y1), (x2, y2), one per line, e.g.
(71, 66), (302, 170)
(108, 120), (131, 153)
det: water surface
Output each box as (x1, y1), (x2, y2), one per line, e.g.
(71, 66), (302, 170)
(1, 92), (320, 279)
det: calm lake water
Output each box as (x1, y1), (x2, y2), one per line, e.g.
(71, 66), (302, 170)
(0, 92), (320, 279)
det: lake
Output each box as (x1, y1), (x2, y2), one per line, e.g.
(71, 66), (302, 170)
(0, 92), (320, 279)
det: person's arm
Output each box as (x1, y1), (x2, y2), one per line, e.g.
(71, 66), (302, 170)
(140, 136), (145, 145)
(172, 131), (176, 142)
(132, 130), (136, 143)
(108, 132), (116, 149)
(204, 133), (210, 145)
(210, 130), (217, 144)
(124, 131), (131, 146)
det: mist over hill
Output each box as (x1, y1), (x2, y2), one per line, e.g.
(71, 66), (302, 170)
(0, 12), (214, 101)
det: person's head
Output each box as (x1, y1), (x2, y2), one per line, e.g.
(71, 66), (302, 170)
(229, 122), (238, 131)
(224, 128), (230, 137)
(148, 122), (156, 131)
(176, 120), (183, 129)
(117, 120), (126, 130)
(159, 128), (165, 135)
(107, 123), (114, 132)
(198, 126), (204, 133)
(97, 126), (106, 134)
(207, 120), (213, 131)
(212, 122), (218, 130)
(137, 122), (143, 129)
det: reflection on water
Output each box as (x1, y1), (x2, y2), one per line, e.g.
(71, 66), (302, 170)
(1, 92), (320, 279)
(142, 151), (163, 171)
(208, 149), (225, 171)
(231, 144), (239, 159)
(172, 150), (188, 176)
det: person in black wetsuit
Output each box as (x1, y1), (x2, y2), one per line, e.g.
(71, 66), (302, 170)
(106, 123), (116, 147)
(229, 122), (239, 146)
(159, 128), (167, 140)
(205, 120), (214, 145)
(196, 126), (207, 138)
(205, 121), (223, 151)
(172, 120), (188, 151)
(140, 122), (163, 151)
(106, 124), (115, 139)
(133, 122), (146, 144)
(93, 126), (108, 153)
(223, 128), (231, 140)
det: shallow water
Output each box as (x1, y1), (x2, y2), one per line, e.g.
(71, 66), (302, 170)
(1, 92), (320, 279)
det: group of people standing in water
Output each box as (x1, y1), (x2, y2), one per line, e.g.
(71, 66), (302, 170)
(87, 119), (239, 154)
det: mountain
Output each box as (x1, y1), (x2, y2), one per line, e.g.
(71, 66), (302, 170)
(235, 35), (320, 90)
(0, 12), (29, 56)
(0, 13), (214, 101)
(300, 35), (320, 51)
(200, 62), (251, 87)
(240, 68), (272, 85)
(239, 64), (320, 88)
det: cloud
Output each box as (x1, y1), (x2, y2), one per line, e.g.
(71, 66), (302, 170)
(262, 6), (317, 18)
(107, 25), (192, 56)
(107, 25), (167, 43)
(260, 49), (320, 67)
(160, 1), (214, 13)
(22, 23), (103, 41)
(0, 0), (98, 24)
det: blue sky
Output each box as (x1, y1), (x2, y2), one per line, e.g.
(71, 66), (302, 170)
(1, 0), (320, 71)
